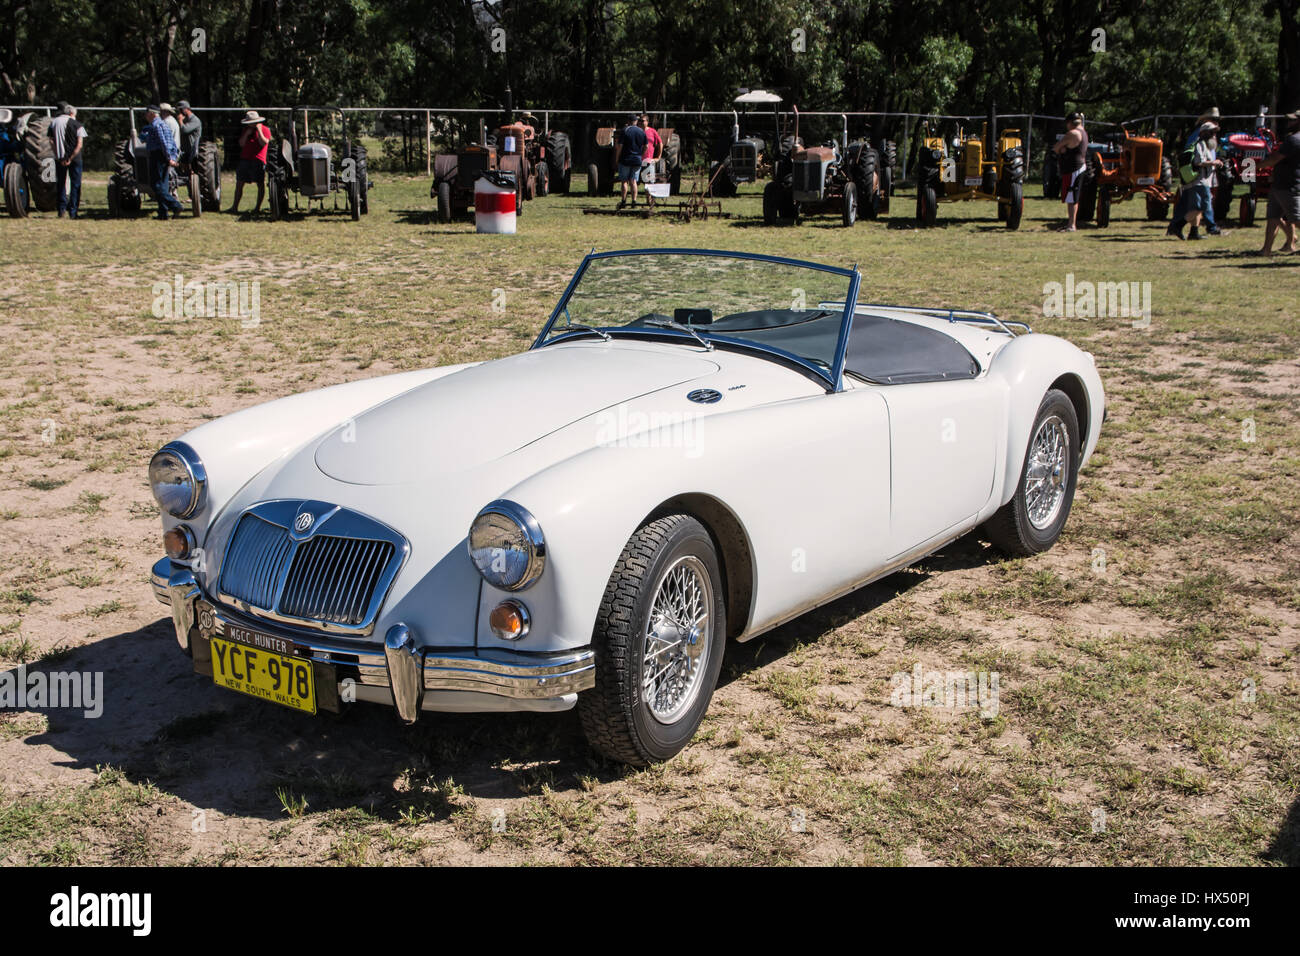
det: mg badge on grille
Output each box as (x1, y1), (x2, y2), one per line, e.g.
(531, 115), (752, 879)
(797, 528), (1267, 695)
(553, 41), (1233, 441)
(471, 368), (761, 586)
(295, 512), (314, 533)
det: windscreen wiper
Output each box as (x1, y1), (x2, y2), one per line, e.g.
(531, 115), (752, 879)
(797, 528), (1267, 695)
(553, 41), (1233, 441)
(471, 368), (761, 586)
(639, 318), (714, 351)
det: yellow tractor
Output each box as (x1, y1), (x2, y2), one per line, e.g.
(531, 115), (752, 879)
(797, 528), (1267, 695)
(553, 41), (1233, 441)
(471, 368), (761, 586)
(914, 113), (1025, 229)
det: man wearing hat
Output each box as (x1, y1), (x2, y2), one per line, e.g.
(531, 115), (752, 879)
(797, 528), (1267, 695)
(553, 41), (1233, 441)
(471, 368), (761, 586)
(1168, 108), (1223, 238)
(140, 104), (183, 219)
(229, 110), (270, 214)
(1052, 112), (1089, 231)
(176, 101), (202, 167)
(614, 112), (647, 208)
(159, 104), (182, 155)
(48, 102), (86, 219)
(1258, 110), (1300, 255)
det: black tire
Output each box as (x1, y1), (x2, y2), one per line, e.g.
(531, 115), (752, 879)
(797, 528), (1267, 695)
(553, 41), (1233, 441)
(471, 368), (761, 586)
(1145, 195), (1169, 220)
(762, 180), (781, 224)
(105, 178), (119, 218)
(1006, 181), (1023, 230)
(4, 160), (27, 217)
(1158, 155), (1174, 194)
(267, 174), (284, 221)
(879, 164), (892, 214)
(669, 164), (681, 196)
(1096, 187), (1111, 227)
(578, 514), (727, 766)
(1042, 152), (1061, 199)
(348, 177), (360, 220)
(188, 171), (201, 217)
(587, 163), (599, 197)
(709, 160), (736, 197)
(1240, 194), (1256, 227)
(197, 141), (222, 211)
(22, 115), (58, 211)
(1077, 175), (1098, 223)
(437, 181), (451, 222)
(917, 182), (937, 227)
(536, 160), (549, 197)
(997, 186), (1008, 221)
(1212, 183), (1232, 225)
(984, 389), (1081, 557)
(842, 180), (858, 227)
(349, 143), (369, 215)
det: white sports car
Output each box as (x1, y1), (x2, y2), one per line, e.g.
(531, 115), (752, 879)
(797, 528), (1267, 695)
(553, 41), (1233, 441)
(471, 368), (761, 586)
(149, 248), (1104, 765)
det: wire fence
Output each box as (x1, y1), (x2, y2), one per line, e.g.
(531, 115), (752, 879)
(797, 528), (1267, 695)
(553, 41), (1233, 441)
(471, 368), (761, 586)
(3, 104), (1289, 184)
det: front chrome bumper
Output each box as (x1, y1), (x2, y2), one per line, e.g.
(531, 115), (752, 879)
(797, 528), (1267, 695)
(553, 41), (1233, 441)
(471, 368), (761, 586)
(151, 557), (595, 719)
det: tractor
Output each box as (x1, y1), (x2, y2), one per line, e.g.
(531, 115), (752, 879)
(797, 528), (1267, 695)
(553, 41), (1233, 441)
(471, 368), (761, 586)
(1078, 128), (1174, 226)
(586, 121), (681, 196)
(914, 113), (1025, 229)
(1215, 123), (1277, 226)
(2, 110), (58, 217)
(708, 89), (786, 197)
(107, 121), (221, 218)
(763, 108), (892, 226)
(432, 121), (529, 222)
(264, 107), (370, 221)
(528, 127), (572, 196)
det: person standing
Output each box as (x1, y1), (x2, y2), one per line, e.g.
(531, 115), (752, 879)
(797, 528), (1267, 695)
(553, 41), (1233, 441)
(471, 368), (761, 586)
(140, 104), (182, 220)
(1052, 112), (1088, 232)
(49, 102), (86, 219)
(159, 104), (182, 154)
(1169, 108), (1222, 237)
(639, 114), (662, 185)
(1258, 110), (1300, 255)
(229, 110), (270, 214)
(1179, 121), (1222, 240)
(176, 101), (202, 166)
(614, 112), (646, 208)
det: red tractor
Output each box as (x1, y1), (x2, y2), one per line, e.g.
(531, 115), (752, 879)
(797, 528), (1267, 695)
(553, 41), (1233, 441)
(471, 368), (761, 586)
(1215, 127), (1277, 226)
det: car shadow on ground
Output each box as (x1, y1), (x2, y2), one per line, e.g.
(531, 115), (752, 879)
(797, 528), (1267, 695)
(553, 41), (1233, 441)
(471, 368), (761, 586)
(14, 534), (996, 820)
(1264, 795), (1299, 865)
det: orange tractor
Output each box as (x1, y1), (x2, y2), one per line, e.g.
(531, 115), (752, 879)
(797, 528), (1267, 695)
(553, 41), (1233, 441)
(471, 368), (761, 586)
(1082, 128), (1175, 225)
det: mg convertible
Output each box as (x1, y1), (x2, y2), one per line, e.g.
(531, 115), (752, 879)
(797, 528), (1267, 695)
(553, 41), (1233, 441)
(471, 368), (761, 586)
(149, 248), (1104, 765)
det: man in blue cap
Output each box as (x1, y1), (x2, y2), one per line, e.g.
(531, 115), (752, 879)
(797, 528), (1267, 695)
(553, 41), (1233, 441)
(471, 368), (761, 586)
(140, 104), (183, 219)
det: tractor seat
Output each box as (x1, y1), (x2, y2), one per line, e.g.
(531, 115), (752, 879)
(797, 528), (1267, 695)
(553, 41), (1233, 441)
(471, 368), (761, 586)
(596, 127), (615, 148)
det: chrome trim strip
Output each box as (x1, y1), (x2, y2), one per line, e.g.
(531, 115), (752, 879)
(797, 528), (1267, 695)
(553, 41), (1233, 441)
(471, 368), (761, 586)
(151, 557), (173, 604)
(167, 568), (200, 653)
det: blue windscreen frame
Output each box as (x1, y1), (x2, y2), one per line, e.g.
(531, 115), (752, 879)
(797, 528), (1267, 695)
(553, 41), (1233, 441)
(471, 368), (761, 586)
(531, 248), (862, 392)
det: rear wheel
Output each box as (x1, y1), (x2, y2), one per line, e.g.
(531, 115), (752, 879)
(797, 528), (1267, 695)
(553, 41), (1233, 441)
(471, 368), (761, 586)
(879, 165), (892, 213)
(22, 115), (58, 211)
(1240, 194), (1256, 227)
(4, 161), (27, 217)
(762, 181), (782, 225)
(437, 181), (451, 222)
(984, 389), (1080, 557)
(348, 177), (360, 220)
(1145, 195), (1169, 220)
(842, 180), (858, 227)
(267, 175), (284, 221)
(1005, 181), (1023, 230)
(578, 514), (727, 766)
(1096, 188), (1111, 227)
(1077, 175), (1098, 223)
(1212, 183), (1232, 224)
(196, 141), (222, 211)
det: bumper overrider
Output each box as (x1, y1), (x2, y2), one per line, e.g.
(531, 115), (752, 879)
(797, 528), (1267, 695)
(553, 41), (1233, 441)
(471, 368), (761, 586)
(152, 557), (595, 720)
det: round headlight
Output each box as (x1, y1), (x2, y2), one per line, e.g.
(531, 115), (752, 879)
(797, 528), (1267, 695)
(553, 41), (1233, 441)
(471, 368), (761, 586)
(467, 500), (545, 591)
(148, 441), (206, 518)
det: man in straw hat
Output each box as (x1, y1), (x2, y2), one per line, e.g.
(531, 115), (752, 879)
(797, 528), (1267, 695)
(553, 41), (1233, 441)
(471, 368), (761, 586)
(1168, 107), (1223, 238)
(229, 110), (271, 214)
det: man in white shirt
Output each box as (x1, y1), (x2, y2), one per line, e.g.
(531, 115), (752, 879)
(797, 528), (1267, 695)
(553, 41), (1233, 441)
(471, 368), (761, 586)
(49, 102), (87, 219)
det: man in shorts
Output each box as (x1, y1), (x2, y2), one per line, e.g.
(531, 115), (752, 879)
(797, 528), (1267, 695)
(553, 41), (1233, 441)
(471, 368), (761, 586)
(639, 114), (662, 185)
(614, 112), (646, 208)
(1258, 110), (1300, 256)
(1052, 112), (1088, 232)
(229, 110), (270, 215)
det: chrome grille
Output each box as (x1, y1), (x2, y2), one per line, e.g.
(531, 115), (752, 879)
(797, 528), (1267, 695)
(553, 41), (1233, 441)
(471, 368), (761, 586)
(219, 514), (295, 609)
(281, 535), (394, 626)
(215, 500), (407, 636)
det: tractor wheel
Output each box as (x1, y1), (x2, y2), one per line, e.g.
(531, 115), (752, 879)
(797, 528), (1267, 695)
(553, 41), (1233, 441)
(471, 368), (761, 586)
(1006, 182), (1024, 230)
(4, 160), (28, 217)
(669, 164), (681, 196)
(197, 141), (222, 211)
(22, 115), (58, 211)
(1212, 184), (1232, 225)
(917, 182), (937, 228)
(189, 171), (202, 217)
(1096, 188), (1111, 227)
(437, 182), (451, 222)
(879, 165), (892, 214)
(268, 175), (284, 221)
(1042, 153), (1061, 199)
(105, 178), (119, 218)
(762, 181), (782, 225)
(1145, 195), (1169, 220)
(842, 181), (858, 227)
(536, 161), (549, 197)
(1240, 194), (1256, 227)
(997, 185), (1008, 221)
(1077, 176), (1098, 223)
(1159, 155), (1174, 193)
(348, 177), (360, 220)
(587, 163), (599, 197)
(349, 143), (369, 215)
(709, 161), (737, 197)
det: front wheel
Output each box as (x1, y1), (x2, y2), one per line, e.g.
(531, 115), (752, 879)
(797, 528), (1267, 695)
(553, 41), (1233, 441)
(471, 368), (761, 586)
(437, 181), (451, 222)
(1005, 181), (1023, 230)
(1240, 194), (1256, 227)
(984, 389), (1081, 557)
(348, 177), (360, 220)
(917, 182), (937, 227)
(587, 163), (599, 197)
(842, 180), (858, 226)
(579, 514), (727, 766)
(1096, 187), (1111, 227)
(267, 175), (284, 221)
(5, 161), (29, 217)
(189, 171), (202, 217)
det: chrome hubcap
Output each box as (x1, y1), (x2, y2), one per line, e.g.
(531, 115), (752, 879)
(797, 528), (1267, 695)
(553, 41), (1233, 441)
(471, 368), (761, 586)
(642, 555), (712, 724)
(1024, 414), (1070, 530)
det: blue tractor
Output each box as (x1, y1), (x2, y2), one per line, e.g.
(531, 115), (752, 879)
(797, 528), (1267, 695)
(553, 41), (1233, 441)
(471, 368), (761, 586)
(2, 110), (57, 217)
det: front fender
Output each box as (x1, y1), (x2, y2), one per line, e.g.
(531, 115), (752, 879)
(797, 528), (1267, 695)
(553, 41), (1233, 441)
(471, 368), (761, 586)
(986, 333), (1104, 507)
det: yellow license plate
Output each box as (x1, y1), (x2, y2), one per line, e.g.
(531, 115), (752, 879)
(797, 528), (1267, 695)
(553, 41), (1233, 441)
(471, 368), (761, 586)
(210, 635), (316, 714)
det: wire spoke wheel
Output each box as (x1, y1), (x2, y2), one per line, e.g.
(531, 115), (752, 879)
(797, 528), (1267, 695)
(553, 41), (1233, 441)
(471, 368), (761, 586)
(1024, 414), (1070, 530)
(642, 555), (712, 724)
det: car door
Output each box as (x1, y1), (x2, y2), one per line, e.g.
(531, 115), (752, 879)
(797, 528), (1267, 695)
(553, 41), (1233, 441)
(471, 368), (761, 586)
(882, 379), (1002, 558)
